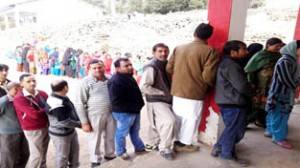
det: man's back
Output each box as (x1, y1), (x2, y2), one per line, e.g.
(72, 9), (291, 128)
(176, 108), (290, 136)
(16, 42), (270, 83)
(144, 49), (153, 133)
(166, 39), (219, 100)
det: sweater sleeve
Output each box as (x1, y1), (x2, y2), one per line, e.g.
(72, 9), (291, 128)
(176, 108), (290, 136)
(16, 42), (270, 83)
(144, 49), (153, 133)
(202, 49), (220, 87)
(140, 67), (164, 95)
(75, 81), (89, 124)
(0, 96), (8, 116)
(276, 60), (297, 89)
(50, 107), (81, 128)
(13, 96), (47, 120)
(108, 79), (121, 106)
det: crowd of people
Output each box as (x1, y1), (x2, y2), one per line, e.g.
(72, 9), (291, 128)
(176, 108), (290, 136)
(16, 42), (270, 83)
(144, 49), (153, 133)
(12, 43), (145, 81)
(0, 22), (300, 168)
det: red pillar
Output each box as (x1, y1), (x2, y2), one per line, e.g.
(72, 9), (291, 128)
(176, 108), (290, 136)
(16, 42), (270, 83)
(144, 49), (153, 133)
(198, 0), (249, 145)
(294, 5), (300, 40)
(294, 5), (300, 99)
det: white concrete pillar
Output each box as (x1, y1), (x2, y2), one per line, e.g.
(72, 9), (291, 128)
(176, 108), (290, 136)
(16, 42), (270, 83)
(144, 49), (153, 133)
(14, 8), (20, 27)
(3, 14), (9, 30)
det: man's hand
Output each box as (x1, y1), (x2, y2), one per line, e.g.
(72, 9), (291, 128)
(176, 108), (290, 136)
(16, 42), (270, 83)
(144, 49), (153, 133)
(82, 123), (93, 133)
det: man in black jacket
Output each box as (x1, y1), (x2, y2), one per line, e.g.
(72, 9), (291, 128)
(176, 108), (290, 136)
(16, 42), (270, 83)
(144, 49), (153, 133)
(108, 58), (146, 160)
(211, 40), (254, 167)
(46, 79), (81, 168)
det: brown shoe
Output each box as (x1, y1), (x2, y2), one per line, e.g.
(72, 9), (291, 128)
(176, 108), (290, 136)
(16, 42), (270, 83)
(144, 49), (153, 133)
(117, 153), (130, 160)
(135, 149), (148, 155)
(174, 144), (199, 153)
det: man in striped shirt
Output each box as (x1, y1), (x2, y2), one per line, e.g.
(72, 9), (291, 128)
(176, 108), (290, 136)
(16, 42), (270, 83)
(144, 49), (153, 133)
(75, 59), (116, 168)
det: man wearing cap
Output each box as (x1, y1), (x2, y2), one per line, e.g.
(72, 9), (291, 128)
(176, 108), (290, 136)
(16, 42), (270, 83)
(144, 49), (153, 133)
(0, 82), (29, 167)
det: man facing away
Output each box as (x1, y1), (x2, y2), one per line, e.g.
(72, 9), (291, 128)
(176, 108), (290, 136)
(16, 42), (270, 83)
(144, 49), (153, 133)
(0, 82), (29, 168)
(0, 64), (11, 97)
(75, 59), (116, 168)
(140, 43), (176, 160)
(108, 58), (146, 160)
(46, 79), (81, 168)
(212, 40), (254, 167)
(166, 23), (220, 152)
(13, 74), (50, 168)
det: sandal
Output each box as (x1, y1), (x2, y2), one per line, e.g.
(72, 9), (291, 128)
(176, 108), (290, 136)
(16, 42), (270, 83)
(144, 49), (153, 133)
(272, 140), (292, 149)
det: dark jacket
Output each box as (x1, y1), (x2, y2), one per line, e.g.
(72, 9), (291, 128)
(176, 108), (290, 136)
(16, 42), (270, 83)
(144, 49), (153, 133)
(108, 73), (144, 113)
(0, 79), (11, 98)
(215, 56), (254, 107)
(143, 58), (172, 104)
(46, 93), (81, 136)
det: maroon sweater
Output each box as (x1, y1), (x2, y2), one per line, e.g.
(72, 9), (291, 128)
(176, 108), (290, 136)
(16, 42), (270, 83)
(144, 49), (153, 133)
(13, 90), (49, 131)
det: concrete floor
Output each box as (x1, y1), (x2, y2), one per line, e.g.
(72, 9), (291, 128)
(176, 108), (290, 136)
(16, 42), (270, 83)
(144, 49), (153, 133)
(98, 105), (300, 168)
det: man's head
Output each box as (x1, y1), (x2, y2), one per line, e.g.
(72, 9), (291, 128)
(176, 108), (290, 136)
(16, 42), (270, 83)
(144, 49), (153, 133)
(266, 37), (284, 53)
(51, 80), (68, 95)
(114, 58), (134, 75)
(297, 40), (300, 57)
(89, 59), (105, 80)
(19, 74), (36, 94)
(194, 23), (214, 41)
(152, 43), (169, 61)
(0, 64), (9, 83)
(7, 82), (21, 97)
(223, 40), (248, 58)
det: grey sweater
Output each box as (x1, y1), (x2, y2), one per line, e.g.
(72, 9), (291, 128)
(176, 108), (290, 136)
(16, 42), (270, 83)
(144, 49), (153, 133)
(0, 95), (23, 134)
(75, 75), (112, 124)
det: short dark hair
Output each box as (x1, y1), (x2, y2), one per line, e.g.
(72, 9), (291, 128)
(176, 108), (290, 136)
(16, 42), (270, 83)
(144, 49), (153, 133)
(266, 37), (283, 48)
(0, 64), (9, 71)
(194, 23), (214, 40)
(247, 43), (263, 57)
(89, 59), (103, 65)
(114, 58), (129, 68)
(51, 80), (68, 92)
(296, 40), (300, 49)
(223, 40), (246, 55)
(152, 43), (169, 52)
(19, 73), (33, 82)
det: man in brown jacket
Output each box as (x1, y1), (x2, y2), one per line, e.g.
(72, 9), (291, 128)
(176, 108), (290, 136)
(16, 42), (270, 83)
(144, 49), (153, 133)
(166, 23), (220, 152)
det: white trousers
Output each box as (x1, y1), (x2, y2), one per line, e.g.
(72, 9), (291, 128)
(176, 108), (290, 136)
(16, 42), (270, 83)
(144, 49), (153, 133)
(172, 96), (203, 145)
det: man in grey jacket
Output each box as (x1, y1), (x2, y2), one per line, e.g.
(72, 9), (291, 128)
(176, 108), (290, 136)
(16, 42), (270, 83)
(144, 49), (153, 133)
(46, 79), (81, 168)
(211, 40), (254, 167)
(0, 82), (29, 167)
(140, 43), (176, 160)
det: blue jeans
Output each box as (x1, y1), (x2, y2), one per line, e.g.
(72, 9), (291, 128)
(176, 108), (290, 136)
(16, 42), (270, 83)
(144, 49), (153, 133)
(214, 107), (247, 159)
(112, 112), (145, 156)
